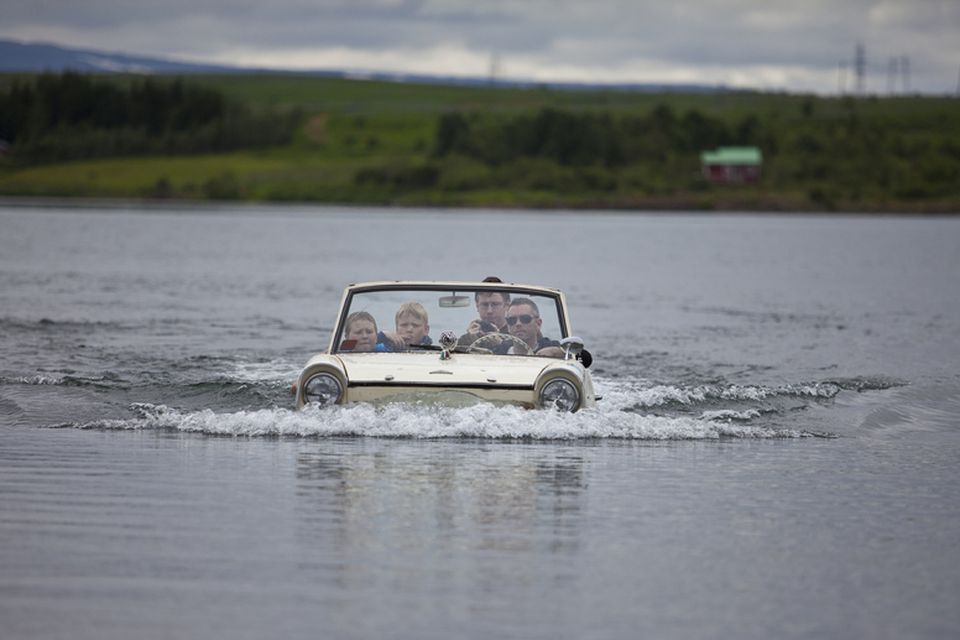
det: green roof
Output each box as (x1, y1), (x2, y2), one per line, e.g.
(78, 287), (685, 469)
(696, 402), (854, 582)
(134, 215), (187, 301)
(700, 147), (762, 165)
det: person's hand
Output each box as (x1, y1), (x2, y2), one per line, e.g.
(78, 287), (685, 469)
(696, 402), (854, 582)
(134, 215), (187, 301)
(381, 331), (405, 350)
(466, 319), (484, 336)
(535, 346), (564, 359)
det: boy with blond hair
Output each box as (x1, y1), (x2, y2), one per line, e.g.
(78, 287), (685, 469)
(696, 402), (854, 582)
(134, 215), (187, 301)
(394, 301), (431, 346)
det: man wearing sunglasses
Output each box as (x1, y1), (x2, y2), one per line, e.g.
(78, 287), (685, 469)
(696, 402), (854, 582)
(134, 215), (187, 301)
(504, 298), (563, 358)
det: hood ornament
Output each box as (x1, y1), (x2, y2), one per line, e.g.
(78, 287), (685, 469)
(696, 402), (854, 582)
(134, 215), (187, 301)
(439, 330), (458, 360)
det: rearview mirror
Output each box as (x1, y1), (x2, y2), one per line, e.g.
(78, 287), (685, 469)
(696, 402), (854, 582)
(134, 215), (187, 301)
(439, 294), (471, 308)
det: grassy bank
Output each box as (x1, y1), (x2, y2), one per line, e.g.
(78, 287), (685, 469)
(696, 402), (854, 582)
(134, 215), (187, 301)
(1, 74), (958, 212)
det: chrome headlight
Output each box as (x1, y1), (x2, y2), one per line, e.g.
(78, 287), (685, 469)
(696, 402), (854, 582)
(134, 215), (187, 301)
(539, 378), (580, 412)
(304, 373), (343, 406)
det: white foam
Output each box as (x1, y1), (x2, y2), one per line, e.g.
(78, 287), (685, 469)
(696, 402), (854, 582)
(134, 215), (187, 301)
(74, 400), (804, 440)
(699, 409), (762, 421)
(226, 359), (301, 387)
(594, 378), (841, 409)
(6, 375), (64, 385)
(56, 374), (847, 439)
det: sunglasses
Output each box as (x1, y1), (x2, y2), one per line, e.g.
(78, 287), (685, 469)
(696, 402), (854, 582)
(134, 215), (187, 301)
(506, 314), (536, 326)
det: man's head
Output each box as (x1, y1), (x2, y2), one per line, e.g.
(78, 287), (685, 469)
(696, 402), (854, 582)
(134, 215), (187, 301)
(475, 291), (510, 329)
(395, 302), (430, 345)
(506, 298), (542, 349)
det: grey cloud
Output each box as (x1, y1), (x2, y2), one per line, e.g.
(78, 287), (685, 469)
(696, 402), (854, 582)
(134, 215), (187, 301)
(1, 0), (957, 92)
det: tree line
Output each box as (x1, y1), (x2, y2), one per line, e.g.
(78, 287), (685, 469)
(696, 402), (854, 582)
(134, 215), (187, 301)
(1, 73), (956, 208)
(0, 72), (301, 163)
(413, 103), (959, 203)
(433, 106), (761, 167)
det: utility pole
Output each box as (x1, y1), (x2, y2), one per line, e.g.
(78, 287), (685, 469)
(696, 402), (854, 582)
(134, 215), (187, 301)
(887, 57), (899, 95)
(488, 52), (501, 86)
(855, 43), (867, 94)
(900, 55), (910, 94)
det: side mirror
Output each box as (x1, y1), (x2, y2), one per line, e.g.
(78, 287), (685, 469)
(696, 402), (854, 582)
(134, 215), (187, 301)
(560, 337), (592, 368)
(560, 336), (584, 360)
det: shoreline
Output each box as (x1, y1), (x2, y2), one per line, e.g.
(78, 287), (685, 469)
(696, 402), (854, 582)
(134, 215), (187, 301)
(0, 195), (958, 216)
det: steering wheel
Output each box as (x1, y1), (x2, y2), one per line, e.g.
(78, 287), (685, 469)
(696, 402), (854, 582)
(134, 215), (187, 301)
(467, 332), (532, 355)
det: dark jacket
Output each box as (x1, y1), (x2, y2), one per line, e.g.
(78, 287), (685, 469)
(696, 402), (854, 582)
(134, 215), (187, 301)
(376, 331), (432, 351)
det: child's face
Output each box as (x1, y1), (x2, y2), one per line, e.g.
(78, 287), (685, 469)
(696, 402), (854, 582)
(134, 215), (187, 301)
(346, 319), (377, 351)
(396, 313), (428, 345)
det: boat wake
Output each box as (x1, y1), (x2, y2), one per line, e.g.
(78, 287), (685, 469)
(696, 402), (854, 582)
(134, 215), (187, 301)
(66, 400), (809, 440)
(50, 372), (901, 440)
(5, 349), (904, 439)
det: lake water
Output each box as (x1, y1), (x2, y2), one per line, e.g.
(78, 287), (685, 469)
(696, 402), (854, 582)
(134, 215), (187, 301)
(1, 204), (959, 639)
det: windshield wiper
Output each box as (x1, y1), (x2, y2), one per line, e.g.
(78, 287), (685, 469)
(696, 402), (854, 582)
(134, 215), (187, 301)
(406, 343), (478, 354)
(406, 343), (443, 351)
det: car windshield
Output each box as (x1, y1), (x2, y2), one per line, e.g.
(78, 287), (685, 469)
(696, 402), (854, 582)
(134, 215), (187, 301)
(334, 287), (566, 356)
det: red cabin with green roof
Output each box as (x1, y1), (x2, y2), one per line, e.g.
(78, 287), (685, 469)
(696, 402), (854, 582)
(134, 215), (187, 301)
(701, 146), (762, 184)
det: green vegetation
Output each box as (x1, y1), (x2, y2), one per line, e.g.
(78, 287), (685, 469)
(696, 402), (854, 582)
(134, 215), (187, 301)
(0, 73), (300, 163)
(0, 72), (958, 212)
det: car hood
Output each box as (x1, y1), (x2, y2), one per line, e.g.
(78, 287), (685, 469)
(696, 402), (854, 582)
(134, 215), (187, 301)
(337, 352), (551, 387)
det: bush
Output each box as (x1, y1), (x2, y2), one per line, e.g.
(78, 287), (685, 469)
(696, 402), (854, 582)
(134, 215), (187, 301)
(202, 172), (241, 199)
(354, 162), (440, 189)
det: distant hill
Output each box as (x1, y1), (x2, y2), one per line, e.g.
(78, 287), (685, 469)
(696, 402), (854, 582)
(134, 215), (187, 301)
(0, 38), (724, 93)
(0, 39), (240, 74)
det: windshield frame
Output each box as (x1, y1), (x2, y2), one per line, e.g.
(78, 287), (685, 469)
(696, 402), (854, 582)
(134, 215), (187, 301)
(329, 281), (571, 355)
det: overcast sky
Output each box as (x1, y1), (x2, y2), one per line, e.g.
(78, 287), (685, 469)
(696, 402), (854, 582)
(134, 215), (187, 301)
(2, 0), (958, 94)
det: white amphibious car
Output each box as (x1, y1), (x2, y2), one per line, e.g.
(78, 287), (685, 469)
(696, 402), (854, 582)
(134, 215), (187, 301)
(295, 281), (597, 412)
